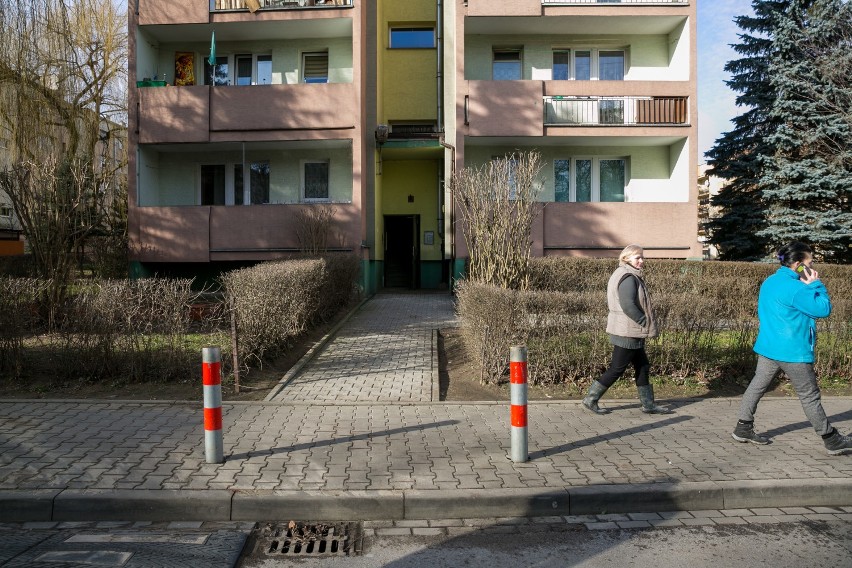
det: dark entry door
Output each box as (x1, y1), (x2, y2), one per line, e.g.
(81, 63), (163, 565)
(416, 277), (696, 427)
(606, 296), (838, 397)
(384, 215), (419, 289)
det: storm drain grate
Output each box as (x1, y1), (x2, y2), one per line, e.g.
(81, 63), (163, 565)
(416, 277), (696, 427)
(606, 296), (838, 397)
(251, 521), (361, 557)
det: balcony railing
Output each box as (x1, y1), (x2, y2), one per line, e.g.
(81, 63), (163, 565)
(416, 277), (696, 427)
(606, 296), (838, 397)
(541, 0), (688, 4)
(212, 0), (351, 11)
(544, 96), (688, 126)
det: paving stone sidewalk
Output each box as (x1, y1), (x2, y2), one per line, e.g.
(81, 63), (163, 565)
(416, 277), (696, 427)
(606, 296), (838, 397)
(1, 291), (850, 521)
(267, 292), (457, 403)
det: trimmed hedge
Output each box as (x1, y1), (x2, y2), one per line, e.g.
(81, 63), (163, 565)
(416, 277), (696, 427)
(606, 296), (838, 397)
(221, 254), (359, 367)
(457, 258), (852, 386)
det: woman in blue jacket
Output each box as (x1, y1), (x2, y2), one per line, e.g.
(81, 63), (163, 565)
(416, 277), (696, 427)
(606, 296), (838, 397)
(732, 241), (851, 455)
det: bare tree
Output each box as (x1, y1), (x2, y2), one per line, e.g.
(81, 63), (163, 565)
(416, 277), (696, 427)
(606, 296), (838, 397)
(451, 151), (544, 290)
(0, 0), (127, 324)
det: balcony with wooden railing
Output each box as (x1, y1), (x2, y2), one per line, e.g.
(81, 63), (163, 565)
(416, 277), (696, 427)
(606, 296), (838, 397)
(544, 96), (688, 126)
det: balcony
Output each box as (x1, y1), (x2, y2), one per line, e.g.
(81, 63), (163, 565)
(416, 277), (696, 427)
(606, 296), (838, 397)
(132, 203), (359, 262)
(137, 83), (358, 144)
(212, 0), (352, 11)
(541, 1), (688, 4)
(544, 96), (688, 126)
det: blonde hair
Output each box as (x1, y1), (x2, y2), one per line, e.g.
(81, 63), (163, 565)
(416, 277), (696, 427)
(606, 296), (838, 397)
(619, 244), (644, 264)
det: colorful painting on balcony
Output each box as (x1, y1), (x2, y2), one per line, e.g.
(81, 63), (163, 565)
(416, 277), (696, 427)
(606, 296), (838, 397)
(174, 52), (195, 86)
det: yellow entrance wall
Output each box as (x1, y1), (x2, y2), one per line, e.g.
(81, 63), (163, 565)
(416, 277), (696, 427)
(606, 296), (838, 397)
(381, 160), (440, 263)
(379, 0), (437, 124)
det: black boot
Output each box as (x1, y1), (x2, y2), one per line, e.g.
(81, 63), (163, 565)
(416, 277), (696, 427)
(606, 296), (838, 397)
(582, 381), (611, 415)
(637, 384), (673, 414)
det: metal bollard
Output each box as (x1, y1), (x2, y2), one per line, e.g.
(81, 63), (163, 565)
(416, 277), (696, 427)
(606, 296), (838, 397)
(510, 345), (528, 463)
(202, 346), (224, 464)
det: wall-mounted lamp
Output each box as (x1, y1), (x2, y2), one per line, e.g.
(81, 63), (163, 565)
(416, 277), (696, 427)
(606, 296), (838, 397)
(375, 124), (389, 145)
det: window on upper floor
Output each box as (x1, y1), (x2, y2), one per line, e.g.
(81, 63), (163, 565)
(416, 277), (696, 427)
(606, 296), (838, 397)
(200, 162), (269, 205)
(553, 157), (626, 203)
(302, 52), (329, 84)
(205, 54), (272, 86)
(0, 205), (12, 218)
(302, 160), (330, 201)
(552, 49), (625, 81)
(493, 49), (522, 80)
(390, 27), (436, 49)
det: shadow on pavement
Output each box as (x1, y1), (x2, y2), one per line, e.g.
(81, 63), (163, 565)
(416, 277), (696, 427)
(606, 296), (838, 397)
(226, 420), (460, 461)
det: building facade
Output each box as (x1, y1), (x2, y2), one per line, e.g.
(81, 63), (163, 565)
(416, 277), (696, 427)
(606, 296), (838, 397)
(128, 0), (698, 292)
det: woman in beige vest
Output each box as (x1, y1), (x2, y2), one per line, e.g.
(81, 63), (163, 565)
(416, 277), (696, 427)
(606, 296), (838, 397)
(582, 244), (672, 415)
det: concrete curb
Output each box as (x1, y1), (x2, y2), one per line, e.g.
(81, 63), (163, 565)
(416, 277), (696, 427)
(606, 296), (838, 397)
(264, 295), (373, 402)
(3, 479), (851, 522)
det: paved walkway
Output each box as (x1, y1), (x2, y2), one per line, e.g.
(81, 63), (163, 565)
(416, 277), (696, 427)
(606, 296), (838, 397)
(267, 293), (457, 403)
(0, 292), (850, 522)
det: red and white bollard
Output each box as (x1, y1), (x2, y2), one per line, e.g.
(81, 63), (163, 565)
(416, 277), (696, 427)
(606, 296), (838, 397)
(510, 345), (528, 463)
(202, 346), (224, 464)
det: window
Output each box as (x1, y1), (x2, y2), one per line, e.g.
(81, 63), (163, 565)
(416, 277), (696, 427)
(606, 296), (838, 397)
(575, 51), (591, 81)
(390, 27), (436, 49)
(302, 52), (329, 84)
(555, 49), (625, 81)
(553, 50), (570, 81)
(599, 51), (625, 80)
(491, 155), (519, 200)
(0, 206), (12, 218)
(200, 164), (226, 205)
(235, 55), (253, 86)
(302, 160), (330, 201)
(554, 159), (570, 202)
(234, 162), (270, 205)
(204, 56), (229, 86)
(257, 55), (272, 85)
(200, 163), (269, 205)
(493, 49), (522, 80)
(553, 158), (626, 202)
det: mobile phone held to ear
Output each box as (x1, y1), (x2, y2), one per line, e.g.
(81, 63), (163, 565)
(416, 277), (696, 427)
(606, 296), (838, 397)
(796, 265), (812, 277)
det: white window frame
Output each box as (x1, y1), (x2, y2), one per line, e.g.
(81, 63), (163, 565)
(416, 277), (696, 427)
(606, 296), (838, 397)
(198, 162), (270, 206)
(302, 51), (329, 84)
(554, 156), (627, 203)
(552, 48), (625, 81)
(492, 48), (523, 81)
(205, 53), (273, 86)
(301, 159), (331, 202)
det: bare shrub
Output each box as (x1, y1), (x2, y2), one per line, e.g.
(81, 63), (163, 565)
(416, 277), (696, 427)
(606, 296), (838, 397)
(295, 204), (337, 255)
(0, 277), (47, 378)
(458, 259), (852, 386)
(222, 256), (359, 371)
(451, 151), (544, 290)
(62, 278), (210, 382)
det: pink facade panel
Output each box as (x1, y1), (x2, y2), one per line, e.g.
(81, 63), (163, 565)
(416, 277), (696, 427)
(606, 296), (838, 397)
(541, 202), (700, 257)
(210, 84), (358, 132)
(138, 86), (210, 144)
(466, 81), (544, 137)
(138, 0), (209, 26)
(133, 207), (211, 262)
(467, 0), (542, 17)
(208, 204), (361, 254)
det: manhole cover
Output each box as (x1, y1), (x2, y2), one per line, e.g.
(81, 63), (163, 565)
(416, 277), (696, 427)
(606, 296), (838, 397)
(249, 522), (362, 557)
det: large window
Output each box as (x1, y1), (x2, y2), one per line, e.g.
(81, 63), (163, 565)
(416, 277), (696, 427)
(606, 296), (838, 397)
(302, 52), (329, 83)
(204, 56), (229, 86)
(302, 160), (330, 201)
(493, 49), (522, 80)
(205, 54), (272, 86)
(390, 27), (436, 49)
(551, 49), (624, 81)
(200, 162), (269, 205)
(553, 158), (626, 202)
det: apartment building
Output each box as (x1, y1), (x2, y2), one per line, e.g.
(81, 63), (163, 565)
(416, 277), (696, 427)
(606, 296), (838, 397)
(128, 0), (698, 292)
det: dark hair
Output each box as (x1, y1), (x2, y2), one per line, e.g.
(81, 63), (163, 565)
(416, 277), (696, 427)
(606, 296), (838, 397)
(776, 241), (812, 267)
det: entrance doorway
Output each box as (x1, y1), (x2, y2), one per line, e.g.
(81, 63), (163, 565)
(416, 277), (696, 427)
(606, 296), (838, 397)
(384, 215), (420, 288)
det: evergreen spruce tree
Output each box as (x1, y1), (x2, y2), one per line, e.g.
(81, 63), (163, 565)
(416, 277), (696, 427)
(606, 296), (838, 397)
(758, 0), (852, 263)
(705, 1), (789, 260)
